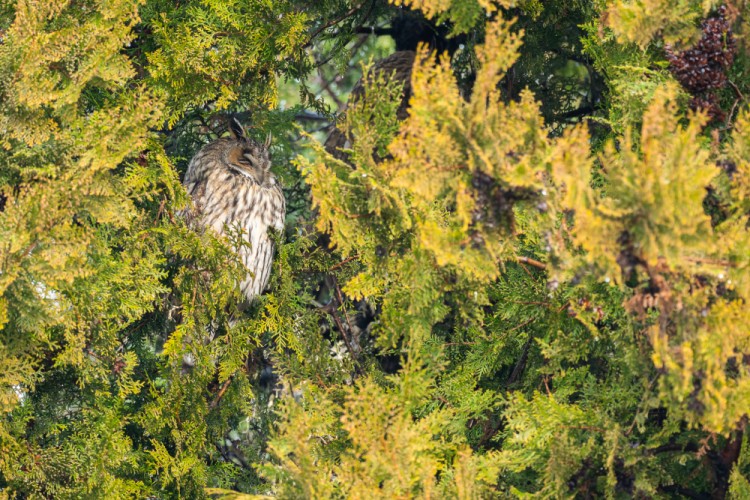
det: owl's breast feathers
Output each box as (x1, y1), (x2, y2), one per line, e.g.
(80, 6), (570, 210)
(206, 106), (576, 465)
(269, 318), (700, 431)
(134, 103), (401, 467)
(182, 141), (285, 300)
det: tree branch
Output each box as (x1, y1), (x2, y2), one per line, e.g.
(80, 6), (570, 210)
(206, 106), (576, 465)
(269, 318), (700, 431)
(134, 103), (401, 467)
(294, 111), (331, 122)
(516, 256), (546, 270)
(209, 376), (234, 410)
(304, 2), (366, 48)
(329, 254), (360, 271)
(552, 105), (596, 122)
(507, 334), (533, 385)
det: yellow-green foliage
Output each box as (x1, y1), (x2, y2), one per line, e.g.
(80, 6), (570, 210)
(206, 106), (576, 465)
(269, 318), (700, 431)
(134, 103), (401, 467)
(553, 85), (718, 279)
(548, 85), (750, 437)
(302, 18), (545, 290)
(259, 354), (502, 499)
(295, 2), (750, 495)
(713, 109), (750, 298)
(0, 0), (287, 495)
(605, 0), (720, 48)
(388, 0), (512, 33)
(146, 0), (307, 122)
(387, 19), (534, 281)
(0, 0), (163, 399)
(1, 0), (147, 143)
(3, 0), (750, 498)
(651, 300), (750, 433)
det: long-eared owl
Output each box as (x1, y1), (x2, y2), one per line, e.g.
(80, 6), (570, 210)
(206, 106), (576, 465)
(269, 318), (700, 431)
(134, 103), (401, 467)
(182, 118), (285, 303)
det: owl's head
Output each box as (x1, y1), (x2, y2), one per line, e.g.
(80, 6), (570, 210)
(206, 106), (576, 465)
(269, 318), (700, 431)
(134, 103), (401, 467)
(222, 117), (273, 185)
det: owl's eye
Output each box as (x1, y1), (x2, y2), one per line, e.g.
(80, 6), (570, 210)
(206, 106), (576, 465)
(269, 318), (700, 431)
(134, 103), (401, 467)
(240, 153), (257, 167)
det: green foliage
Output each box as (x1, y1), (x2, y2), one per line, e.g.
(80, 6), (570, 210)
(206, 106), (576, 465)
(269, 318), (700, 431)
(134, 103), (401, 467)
(605, 0), (723, 48)
(144, 0), (305, 122)
(580, 18), (677, 135)
(554, 84), (717, 278)
(2, 0), (750, 498)
(258, 353), (502, 499)
(388, 0), (511, 33)
(386, 19), (531, 280)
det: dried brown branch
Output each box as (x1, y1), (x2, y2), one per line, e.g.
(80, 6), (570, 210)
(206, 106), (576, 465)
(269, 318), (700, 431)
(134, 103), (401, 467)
(329, 254), (360, 271)
(152, 197), (166, 226)
(209, 376), (234, 410)
(686, 256), (735, 268)
(516, 256), (547, 269)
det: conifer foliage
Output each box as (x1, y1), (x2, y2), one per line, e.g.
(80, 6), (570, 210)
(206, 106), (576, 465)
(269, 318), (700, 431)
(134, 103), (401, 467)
(2, 0), (750, 498)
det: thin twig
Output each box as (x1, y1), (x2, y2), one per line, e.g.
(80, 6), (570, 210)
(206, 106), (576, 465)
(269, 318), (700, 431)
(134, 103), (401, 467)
(332, 277), (356, 347)
(435, 394), (453, 407)
(152, 197), (166, 226)
(329, 204), (369, 218)
(316, 67), (344, 108)
(85, 348), (107, 363)
(725, 98), (741, 129)
(209, 376), (234, 410)
(729, 79), (745, 101)
(329, 254), (360, 272)
(507, 334), (533, 385)
(321, 279), (362, 375)
(22, 241), (39, 257)
(314, 23), (372, 68)
(516, 256), (546, 270)
(517, 261), (534, 278)
(304, 3), (364, 48)
(312, 0), (375, 69)
(327, 306), (362, 375)
(685, 256), (735, 268)
(542, 375), (552, 395)
(724, 80), (746, 129)
(508, 317), (535, 333)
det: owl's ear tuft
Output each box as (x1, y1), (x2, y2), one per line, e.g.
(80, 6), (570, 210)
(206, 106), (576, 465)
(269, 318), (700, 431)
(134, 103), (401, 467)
(264, 132), (272, 149)
(229, 117), (247, 140)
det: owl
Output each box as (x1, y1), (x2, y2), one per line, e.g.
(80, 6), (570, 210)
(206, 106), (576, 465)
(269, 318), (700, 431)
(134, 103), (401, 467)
(182, 118), (285, 303)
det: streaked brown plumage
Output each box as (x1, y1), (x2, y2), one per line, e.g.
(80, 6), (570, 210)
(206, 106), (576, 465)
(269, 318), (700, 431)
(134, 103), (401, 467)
(182, 118), (285, 303)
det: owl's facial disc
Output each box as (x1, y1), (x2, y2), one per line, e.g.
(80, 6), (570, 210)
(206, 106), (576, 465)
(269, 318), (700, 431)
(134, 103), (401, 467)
(227, 143), (271, 183)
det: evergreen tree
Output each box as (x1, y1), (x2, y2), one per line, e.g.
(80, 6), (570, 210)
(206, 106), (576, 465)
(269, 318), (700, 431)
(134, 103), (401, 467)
(1, 0), (750, 498)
